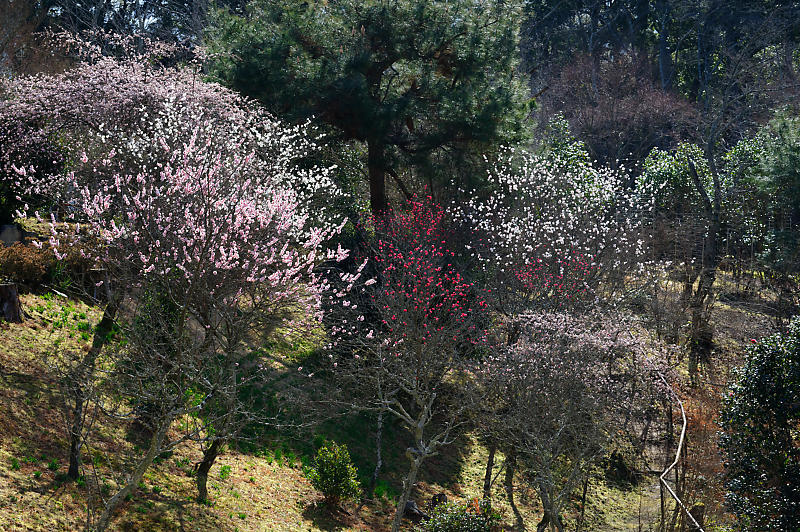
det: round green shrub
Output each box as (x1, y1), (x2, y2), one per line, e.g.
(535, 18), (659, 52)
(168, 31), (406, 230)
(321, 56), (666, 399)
(720, 318), (800, 530)
(305, 440), (360, 507)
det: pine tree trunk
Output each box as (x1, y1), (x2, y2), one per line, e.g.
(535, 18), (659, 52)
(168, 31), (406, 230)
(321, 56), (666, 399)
(656, 0), (673, 89)
(368, 139), (387, 218)
(0, 283), (22, 323)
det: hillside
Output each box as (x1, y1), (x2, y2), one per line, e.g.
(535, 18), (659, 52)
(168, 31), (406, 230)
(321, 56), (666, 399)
(2, 2), (799, 530)
(0, 285), (775, 531)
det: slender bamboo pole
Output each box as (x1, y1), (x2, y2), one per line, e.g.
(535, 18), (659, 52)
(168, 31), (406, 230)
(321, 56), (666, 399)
(657, 373), (705, 532)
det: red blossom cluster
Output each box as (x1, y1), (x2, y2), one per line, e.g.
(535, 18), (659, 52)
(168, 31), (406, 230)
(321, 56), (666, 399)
(514, 251), (595, 305)
(371, 196), (488, 351)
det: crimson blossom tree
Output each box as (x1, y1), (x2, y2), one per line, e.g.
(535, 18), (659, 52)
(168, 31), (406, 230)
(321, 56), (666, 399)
(2, 41), (351, 530)
(326, 196), (490, 532)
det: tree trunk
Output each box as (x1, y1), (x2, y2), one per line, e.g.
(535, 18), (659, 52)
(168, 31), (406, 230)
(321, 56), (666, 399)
(0, 283), (22, 322)
(632, 0), (650, 53)
(577, 474), (589, 531)
(656, 0), (673, 89)
(688, 503), (705, 531)
(688, 232), (719, 383)
(365, 410), (384, 503)
(537, 480), (565, 532)
(536, 511), (564, 532)
(68, 293), (121, 479)
(684, 149), (721, 383)
(536, 512), (550, 532)
(539, 511), (564, 532)
(196, 438), (222, 503)
(505, 448), (525, 530)
(368, 139), (387, 218)
(392, 453), (422, 532)
(67, 388), (86, 480)
(483, 442), (496, 500)
(94, 418), (171, 531)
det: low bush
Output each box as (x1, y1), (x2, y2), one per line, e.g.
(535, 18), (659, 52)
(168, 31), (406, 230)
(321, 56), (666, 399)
(305, 440), (360, 507)
(422, 499), (501, 532)
(0, 242), (54, 284)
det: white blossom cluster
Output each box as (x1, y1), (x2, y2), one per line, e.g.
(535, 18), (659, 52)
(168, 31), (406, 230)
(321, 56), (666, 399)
(450, 146), (659, 308)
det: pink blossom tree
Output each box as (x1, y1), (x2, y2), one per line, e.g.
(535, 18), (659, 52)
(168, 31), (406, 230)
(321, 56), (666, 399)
(2, 39), (349, 530)
(78, 117), (345, 530)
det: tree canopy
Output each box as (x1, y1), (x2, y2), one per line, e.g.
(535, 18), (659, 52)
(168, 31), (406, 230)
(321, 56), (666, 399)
(207, 0), (527, 215)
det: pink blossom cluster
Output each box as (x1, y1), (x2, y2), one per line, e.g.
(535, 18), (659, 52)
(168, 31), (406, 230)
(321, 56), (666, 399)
(1, 44), (348, 329)
(1, 44), (342, 226)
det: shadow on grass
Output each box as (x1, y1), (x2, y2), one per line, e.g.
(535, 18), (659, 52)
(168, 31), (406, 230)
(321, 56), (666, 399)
(301, 501), (356, 531)
(240, 405), (474, 514)
(116, 492), (228, 532)
(229, 338), (476, 526)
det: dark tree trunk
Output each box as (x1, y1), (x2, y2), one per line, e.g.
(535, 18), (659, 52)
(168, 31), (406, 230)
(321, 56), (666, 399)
(196, 438), (223, 503)
(688, 208), (720, 382)
(0, 283), (22, 323)
(368, 139), (387, 218)
(359, 409), (384, 511)
(633, 0), (650, 53)
(688, 266), (715, 381)
(504, 448), (525, 530)
(577, 474), (590, 531)
(483, 442), (496, 500)
(67, 388), (85, 480)
(688, 503), (705, 530)
(536, 512), (549, 532)
(68, 292), (121, 479)
(684, 150), (722, 383)
(536, 512), (564, 532)
(537, 479), (565, 532)
(656, 0), (673, 89)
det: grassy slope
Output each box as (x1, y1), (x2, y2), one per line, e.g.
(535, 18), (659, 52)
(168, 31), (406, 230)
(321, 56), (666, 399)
(0, 285), (770, 531)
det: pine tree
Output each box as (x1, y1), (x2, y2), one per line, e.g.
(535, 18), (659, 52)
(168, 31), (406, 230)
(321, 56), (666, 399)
(207, 0), (527, 216)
